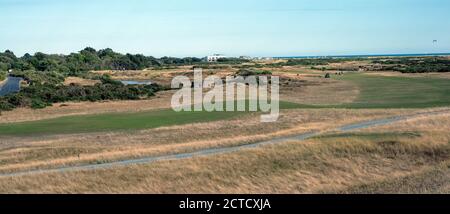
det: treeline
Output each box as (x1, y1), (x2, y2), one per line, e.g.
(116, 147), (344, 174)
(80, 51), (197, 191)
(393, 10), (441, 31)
(0, 71), (163, 111)
(0, 48), (251, 112)
(0, 48), (206, 76)
(0, 48), (252, 76)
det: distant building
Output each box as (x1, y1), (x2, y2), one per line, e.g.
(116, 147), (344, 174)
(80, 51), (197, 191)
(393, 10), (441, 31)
(253, 57), (273, 61)
(239, 56), (252, 60)
(261, 57), (274, 61)
(206, 54), (227, 62)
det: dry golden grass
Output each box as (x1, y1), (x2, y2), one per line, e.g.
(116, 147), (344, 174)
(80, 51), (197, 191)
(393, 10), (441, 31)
(92, 67), (238, 86)
(63, 77), (100, 86)
(278, 75), (359, 105)
(1, 64), (449, 193)
(0, 110), (448, 193)
(327, 60), (373, 70)
(0, 108), (418, 174)
(337, 162), (450, 194)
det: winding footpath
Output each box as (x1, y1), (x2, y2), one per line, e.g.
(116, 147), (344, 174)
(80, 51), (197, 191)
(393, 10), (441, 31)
(0, 109), (449, 178)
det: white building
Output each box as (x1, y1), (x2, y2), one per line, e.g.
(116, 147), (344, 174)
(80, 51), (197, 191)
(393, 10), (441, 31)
(239, 56), (252, 60)
(206, 54), (227, 62)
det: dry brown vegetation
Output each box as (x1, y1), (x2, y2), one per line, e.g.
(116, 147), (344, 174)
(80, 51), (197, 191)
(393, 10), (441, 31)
(0, 110), (448, 193)
(92, 67), (239, 86)
(1, 61), (450, 193)
(277, 73), (359, 105)
(63, 77), (100, 86)
(0, 108), (417, 174)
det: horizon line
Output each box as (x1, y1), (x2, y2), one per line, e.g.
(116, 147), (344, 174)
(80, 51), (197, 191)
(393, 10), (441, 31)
(2, 48), (450, 59)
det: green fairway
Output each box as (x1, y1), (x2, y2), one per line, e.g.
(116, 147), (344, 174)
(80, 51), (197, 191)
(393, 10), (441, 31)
(0, 101), (301, 136)
(334, 74), (450, 109)
(0, 110), (245, 136)
(1, 74), (450, 136)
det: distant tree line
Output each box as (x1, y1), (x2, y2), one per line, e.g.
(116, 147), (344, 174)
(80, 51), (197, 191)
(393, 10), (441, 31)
(0, 47), (206, 76)
(0, 48), (253, 112)
(0, 48), (252, 76)
(372, 57), (450, 73)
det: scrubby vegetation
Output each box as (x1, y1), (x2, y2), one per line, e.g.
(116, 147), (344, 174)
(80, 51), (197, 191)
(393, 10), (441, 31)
(372, 57), (450, 73)
(236, 69), (272, 77)
(0, 48), (206, 74)
(0, 48), (253, 113)
(0, 71), (163, 111)
(0, 71), (6, 81)
(0, 48), (249, 75)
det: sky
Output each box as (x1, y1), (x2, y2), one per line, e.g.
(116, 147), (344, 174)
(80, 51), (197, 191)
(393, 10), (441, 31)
(0, 0), (449, 57)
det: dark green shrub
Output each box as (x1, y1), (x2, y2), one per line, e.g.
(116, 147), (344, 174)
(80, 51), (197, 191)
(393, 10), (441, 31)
(31, 98), (49, 109)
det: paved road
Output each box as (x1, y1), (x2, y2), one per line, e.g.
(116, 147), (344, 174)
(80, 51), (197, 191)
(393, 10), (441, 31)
(0, 76), (22, 96)
(0, 109), (448, 178)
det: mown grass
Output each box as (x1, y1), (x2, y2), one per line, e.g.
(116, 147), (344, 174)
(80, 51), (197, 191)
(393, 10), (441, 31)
(0, 110), (241, 136)
(283, 73), (450, 109)
(334, 74), (450, 108)
(2, 73), (450, 136)
(0, 101), (301, 136)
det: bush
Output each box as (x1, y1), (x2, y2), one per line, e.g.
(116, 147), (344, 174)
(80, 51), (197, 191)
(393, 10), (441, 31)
(375, 57), (450, 73)
(10, 70), (65, 85)
(236, 69), (272, 77)
(31, 98), (49, 109)
(0, 71), (6, 81)
(0, 99), (14, 111)
(0, 74), (164, 112)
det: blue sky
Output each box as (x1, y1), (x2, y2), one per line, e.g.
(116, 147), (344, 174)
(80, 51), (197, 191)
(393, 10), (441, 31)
(0, 0), (449, 57)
